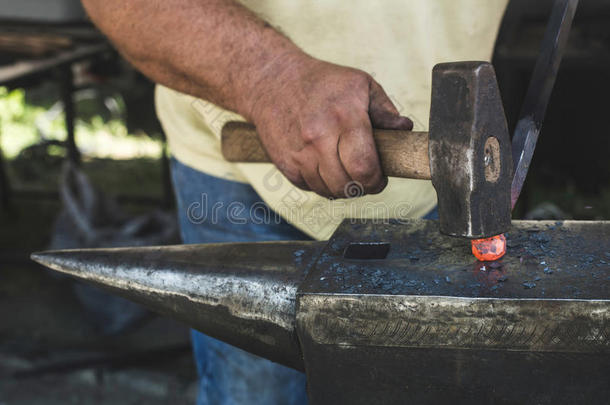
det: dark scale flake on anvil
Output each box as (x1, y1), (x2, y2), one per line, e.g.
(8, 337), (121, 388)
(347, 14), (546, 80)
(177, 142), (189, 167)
(31, 0), (610, 403)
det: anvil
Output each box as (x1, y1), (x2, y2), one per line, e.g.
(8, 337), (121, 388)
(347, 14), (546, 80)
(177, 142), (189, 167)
(33, 219), (609, 404)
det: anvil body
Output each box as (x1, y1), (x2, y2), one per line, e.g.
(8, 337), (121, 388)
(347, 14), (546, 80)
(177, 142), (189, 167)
(33, 220), (610, 404)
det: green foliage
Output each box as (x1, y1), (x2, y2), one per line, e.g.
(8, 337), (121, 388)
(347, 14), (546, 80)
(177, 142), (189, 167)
(0, 86), (161, 159)
(0, 87), (25, 122)
(0, 87), (45, 157)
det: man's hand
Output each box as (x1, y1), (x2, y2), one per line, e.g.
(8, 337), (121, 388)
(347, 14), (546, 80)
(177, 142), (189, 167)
(81, 0), (412, 198)
(248, 56), (413, 198)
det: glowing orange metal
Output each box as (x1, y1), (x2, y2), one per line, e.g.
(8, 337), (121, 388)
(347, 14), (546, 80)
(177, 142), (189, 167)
(471, 234), (506, 261)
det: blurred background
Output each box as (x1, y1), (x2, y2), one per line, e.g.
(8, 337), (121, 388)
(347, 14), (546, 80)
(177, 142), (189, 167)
(0, 0), (608, 404)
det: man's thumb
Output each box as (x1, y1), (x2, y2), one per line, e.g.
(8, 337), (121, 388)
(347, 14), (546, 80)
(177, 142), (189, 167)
(368, 80), (413, 130)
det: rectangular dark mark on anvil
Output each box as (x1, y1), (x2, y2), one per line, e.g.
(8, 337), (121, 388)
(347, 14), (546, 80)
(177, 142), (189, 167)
(343, 242), (390, 260)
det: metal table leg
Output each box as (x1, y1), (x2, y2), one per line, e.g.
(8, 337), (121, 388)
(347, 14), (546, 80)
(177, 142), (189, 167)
(160, 134), (174, 209)
(0, 146), (11, 211)
(59, 66), (80, 164)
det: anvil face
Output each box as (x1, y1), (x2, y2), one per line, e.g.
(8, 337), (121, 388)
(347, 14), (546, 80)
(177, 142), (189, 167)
(32, 220), (609, 404)
(296, 220), (609, 404)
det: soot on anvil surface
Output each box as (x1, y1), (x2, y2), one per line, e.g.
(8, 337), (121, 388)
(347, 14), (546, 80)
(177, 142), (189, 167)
(299, 219), (610, 300)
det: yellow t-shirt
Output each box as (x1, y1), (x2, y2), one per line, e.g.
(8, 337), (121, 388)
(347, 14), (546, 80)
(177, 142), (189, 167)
(155, 0), (508, 241)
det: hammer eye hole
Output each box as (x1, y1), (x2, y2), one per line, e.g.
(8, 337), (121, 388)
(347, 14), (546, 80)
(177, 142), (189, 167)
(484, 136), (501, 183)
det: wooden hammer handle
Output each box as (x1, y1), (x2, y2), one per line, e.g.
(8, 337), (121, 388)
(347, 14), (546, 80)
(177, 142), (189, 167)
(221, 121), (431, 180)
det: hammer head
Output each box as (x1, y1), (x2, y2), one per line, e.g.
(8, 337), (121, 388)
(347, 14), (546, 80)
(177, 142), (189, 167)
(429, 62), (512, 239)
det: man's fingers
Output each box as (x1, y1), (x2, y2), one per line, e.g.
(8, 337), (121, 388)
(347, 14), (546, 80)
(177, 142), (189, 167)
(369, 80), (413, 130)
(290, 176), (311, 192)
(313, 137), (354, 198)
(337, 117), (386, 195)
(299, 159), (334, 198)
(276, 162), (311, 191)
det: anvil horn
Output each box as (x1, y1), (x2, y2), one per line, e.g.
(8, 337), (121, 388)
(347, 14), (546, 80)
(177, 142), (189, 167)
(31, 241), (325, 371)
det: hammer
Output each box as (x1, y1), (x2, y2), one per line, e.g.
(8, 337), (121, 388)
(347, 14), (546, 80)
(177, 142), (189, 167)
(221, 61), (512, 239)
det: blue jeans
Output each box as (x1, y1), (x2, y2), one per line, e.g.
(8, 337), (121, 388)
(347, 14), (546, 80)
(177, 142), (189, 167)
(171, 158), (309, 405)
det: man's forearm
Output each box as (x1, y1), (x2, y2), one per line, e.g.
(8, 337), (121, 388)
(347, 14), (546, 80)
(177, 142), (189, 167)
(82, 0), (306, 120)
(85, 0), (414, 198)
